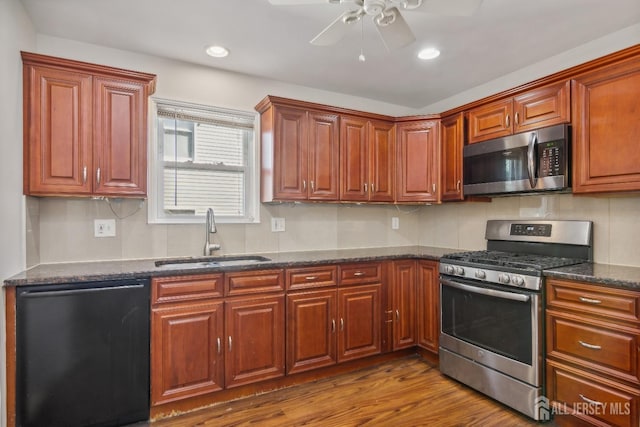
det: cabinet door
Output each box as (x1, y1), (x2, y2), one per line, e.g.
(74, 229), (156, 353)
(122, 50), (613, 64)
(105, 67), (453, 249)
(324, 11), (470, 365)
(24, 65), (93, 195)
(572, 57), (640, 193)
(308, 112), (339, 200)
(93, 77), (147, 196)
(368, 120), (395, 202)
(392, 260), (416, 350)
(225, 295), (285, 388)
(513, 80), (570, 133)
(467, 98), (513, 144)
(273, 106), (308, 200)
(340, 116), (368, 201)
(417, 260), (439, 353)
(440, 113), (464, 201)
(286, 290), (337, 374)
(338, 284), (381, 362)
(396, 120), (439, 202)
(151, 301), (224, 406)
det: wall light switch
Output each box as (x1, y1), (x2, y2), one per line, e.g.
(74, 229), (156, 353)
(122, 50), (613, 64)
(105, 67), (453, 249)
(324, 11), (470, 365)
(271, 217), (285, 232)
(94, 219), (116, 237)
(391, 217), (400, 230)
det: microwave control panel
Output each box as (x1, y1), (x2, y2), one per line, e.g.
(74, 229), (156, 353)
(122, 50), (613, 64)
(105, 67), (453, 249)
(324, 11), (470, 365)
(538, 140), (564, 177)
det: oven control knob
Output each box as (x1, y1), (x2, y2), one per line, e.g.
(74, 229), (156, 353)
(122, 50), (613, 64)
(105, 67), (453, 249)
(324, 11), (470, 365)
(474, 270), (486, 280)
(444, 265), (455, 275)
(498, 273), (511, 284)
(512, 275), (525, 286)
(454, 266), (465, 276)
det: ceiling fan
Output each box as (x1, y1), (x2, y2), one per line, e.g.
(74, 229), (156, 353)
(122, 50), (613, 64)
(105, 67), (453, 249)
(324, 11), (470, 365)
(267, 0), (483, 51)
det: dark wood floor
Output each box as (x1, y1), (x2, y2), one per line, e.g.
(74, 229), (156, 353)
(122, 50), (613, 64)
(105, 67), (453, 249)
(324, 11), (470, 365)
(145, 355), (552, 427)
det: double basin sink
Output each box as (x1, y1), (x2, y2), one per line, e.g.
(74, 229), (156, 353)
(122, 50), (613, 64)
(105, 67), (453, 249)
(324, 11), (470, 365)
(154, 255), (271, 270)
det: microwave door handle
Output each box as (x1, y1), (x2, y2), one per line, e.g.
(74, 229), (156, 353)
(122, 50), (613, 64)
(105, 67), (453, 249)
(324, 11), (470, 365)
(441, 278), (530, 302)
(527, 132), (538, 189)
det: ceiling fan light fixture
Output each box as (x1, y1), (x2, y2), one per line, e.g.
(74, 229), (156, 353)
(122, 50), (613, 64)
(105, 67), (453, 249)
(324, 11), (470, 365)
(418, 47), (440, 60)
(205, 45), (229, 58)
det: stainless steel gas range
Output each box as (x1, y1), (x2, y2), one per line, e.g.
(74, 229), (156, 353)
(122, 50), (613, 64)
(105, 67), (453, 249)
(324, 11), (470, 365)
(438, 220), (593, 420)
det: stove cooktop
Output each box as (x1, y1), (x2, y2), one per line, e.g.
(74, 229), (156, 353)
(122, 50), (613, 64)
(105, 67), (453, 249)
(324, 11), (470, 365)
(441, 250), (584, 272)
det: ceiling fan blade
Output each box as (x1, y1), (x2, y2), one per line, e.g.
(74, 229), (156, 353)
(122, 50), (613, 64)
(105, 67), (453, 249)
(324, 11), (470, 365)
(418, 0), (483, 16)
(375, 8), (415, 51)
(310, 11), (358, 46)
(268, 0), (331, 5)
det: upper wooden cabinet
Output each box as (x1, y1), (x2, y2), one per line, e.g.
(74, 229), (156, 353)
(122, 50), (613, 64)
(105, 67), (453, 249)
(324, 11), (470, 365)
(22, 52), (156, 197)
(340, 117), (395, 202)
(396, 119), (439, 203)
(467, 80), (570, 144)
(440, 113), (464, 201)
(572, 53), (640, 194)
(259, 102), (340, 202)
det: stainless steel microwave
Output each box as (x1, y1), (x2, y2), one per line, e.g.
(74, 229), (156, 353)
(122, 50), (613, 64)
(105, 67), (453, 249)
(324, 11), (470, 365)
(463, 124), (570, 196)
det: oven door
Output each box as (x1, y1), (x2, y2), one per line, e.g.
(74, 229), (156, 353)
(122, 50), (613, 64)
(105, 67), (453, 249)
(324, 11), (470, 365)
(439, 276), (542, 386)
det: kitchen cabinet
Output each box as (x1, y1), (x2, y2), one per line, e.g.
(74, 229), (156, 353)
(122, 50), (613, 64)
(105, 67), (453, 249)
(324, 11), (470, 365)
(572, 54), (640, 194)
(340, 116), (395, 202)
(416, 260), (439, 353)
(440, 113), (464, 201)
(396, 119), (439, 203)
(546, 278), (640, 427)
(391, 260), (417, 350)
(258, 101), (339, 202)
(338, 263), (383, 362)
(151, 274), (225, 406)
(467, 80), (570, 144)
(21, 52), (156, 197)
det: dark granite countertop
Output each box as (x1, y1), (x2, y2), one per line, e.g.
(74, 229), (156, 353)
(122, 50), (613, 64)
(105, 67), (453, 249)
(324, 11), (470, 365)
(544, 263), (640, 291)
(4, 245), (459, 287)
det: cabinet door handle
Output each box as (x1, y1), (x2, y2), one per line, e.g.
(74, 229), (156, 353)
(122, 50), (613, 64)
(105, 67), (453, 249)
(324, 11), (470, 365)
(82, 166), (87, 184)
(228, 336), (232, 352)
(432, 183), (436, 193)
(353, 272), (365, 277)
(578, 340), (601, 350)
(456, 180), (461, 192)
(364, 183), (368, 193)
(331, 319), (336, 333)
(505, 114), (510, 128)
(579, 296), (602, 305)
(340, 318), (344, 331)
(579, 394), (605, 407)
(303, 180), (306, 191)
(311, 180), (315, 192)
(216, 337), (221, 354)
(395, 309), (399, 321)
(96, 167), (101, 185)
(371, 183), (375, 193)
(305, 276), (318, 281)
(514, 112), (519, 124)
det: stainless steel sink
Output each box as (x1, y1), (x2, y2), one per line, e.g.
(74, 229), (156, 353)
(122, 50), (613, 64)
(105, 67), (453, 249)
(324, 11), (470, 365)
(155, 255), (271, 269)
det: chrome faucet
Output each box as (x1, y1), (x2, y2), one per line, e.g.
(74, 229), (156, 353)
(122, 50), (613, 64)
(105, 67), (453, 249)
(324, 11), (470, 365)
(203, 207), (221, 256)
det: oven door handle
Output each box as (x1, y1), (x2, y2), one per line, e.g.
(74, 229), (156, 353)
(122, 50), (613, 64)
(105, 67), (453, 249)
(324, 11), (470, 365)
(441, 278), (531, 302)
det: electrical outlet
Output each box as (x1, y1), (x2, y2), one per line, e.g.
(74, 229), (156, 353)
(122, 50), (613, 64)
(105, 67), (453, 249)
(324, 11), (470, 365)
(94, 219), (116, 237)
(271, 217), (285, 232)
(391, 217), (400, 230)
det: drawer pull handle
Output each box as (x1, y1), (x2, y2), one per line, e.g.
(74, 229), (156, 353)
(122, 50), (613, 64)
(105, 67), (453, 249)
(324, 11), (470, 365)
(305, 276), (318, 281)
(578, 340), (602, 350)
(579, 394), (605, 407)
(579, 296), (602, 304)
(353, 272), (365, 277)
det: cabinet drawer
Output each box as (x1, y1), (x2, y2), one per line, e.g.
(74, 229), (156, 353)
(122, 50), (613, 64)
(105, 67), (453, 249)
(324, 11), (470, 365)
(547, 278), (640, 324)
(547, 360), (639, 427)
(225, 269), (284, 296)
(339, 263), (382, 286)
(286, 265), (338, 290)
(152, 274), (223, 305)
(547, 310), (640, 384)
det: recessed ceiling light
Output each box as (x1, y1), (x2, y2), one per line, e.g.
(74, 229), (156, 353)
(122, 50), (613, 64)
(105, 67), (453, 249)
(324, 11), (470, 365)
(418, 47), (441, 60)
(206, 45), (229, 58)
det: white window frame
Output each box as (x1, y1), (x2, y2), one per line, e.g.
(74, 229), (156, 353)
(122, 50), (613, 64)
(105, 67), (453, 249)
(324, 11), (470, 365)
(148, 98), (260, 225)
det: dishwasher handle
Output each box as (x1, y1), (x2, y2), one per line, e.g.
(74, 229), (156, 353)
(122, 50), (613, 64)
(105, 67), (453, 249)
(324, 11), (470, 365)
(19, 283), (145, 298)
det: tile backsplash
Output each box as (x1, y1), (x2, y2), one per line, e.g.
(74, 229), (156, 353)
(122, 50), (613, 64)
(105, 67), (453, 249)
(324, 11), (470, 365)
(27, 193), (640, 268)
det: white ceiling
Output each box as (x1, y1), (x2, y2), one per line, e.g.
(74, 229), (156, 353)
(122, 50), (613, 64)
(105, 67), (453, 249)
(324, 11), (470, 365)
(19, 0), (640, 109)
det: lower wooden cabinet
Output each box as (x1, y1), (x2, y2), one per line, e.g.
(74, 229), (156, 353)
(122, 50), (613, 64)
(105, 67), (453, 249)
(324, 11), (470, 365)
(546, 278), (640, 427)
(416, 260), (439, 353)
(338, 284), (382, 362)
(391, 260), (417, 350)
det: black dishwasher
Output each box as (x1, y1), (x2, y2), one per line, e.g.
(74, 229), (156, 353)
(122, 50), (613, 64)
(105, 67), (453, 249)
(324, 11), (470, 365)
(16, 279), (150, 427)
